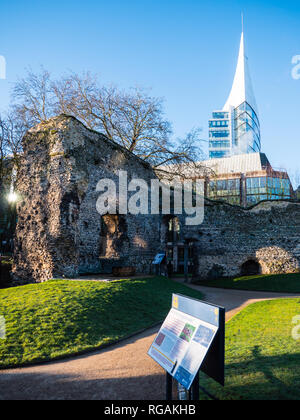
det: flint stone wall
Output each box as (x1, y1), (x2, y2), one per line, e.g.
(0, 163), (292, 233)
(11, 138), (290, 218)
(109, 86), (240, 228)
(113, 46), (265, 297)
(12, 115), (300, 284)
(13, 115), (161, 283)
(180, 200), (300, 279)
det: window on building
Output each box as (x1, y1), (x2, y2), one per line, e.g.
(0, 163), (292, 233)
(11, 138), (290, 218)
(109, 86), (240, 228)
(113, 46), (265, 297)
(209, 151), (228, 159)
(209, 140), (230, 149)
(208, 178), (240, 203)
(210, 130), (230, 138)
(212, 112), (229, 119)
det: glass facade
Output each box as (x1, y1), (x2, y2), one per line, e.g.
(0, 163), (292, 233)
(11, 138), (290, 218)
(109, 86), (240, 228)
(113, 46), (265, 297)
(234, 102), (261, 152)
(208, 178), (241, 205)
(209, 102), (261, 158)
(246, 176), (291, 205)
(208, 111), (231, 159)
(209, 31), (262, 159)
(207, 173), (292, 207)
(209, 151), (228, 159)
(209, 140), (230, 149)
(209, 120), (229, 128)
(209, 130), (230, 138)
(212, 112), (229, 119)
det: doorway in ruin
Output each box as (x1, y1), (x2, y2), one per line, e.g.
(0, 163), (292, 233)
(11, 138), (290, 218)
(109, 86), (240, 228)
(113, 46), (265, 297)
(241, 259), (261, 276)
(100, 214), (129, 259)
(162, 216), (195, 276)
(162, 215), (181, 244)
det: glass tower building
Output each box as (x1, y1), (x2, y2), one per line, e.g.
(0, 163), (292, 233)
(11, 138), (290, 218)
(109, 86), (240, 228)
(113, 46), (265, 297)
(209, 32), (261, 159)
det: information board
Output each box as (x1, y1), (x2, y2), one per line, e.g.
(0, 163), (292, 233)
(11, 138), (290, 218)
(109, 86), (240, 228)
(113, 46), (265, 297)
(148, 294), (225, 390)
(152, 253), (165, 265)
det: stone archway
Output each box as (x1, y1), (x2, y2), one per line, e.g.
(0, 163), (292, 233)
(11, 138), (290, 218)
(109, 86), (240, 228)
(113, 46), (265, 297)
(100, 214), (129, 258)
(161, 215), (181, 244)
(241, 259), (261, 276)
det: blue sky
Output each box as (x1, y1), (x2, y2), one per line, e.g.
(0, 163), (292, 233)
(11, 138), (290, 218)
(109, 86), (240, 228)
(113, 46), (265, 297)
(0, 0), (299, 184)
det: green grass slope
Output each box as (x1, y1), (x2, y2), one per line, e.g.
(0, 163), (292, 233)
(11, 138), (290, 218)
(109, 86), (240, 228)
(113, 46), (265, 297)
(200, 298), (300, 400)
(0, 277), (203, 369)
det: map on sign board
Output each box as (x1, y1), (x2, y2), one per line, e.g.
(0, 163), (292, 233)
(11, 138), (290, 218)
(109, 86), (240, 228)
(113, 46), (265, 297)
(148, 295), (220, 390)
(152, 253), (165, 265)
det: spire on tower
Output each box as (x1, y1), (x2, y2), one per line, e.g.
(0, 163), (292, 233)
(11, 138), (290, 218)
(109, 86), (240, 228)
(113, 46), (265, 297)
(223, 30), (258, 117)
(209, 27), (261, 160)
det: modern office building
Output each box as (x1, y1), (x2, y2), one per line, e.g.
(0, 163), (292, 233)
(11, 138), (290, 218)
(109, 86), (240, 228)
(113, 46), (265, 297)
(209, 32), (261, 159)
(204, 29), (294, 206)
(202, 153), (293, 206)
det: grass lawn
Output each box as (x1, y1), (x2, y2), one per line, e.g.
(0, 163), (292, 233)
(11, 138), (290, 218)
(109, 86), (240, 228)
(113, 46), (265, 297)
(0, 276), (203, 369)
(199, 298), (300, 400)
(196, 273), (300, 293)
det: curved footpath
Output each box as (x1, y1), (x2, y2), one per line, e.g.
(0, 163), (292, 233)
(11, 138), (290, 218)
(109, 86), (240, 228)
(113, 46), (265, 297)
(0, 281), (299, 400)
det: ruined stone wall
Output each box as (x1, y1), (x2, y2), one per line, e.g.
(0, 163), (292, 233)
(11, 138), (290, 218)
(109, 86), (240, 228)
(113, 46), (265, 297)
(180, 200), (300, 279)
(13, 115), (161, 283)
(12, 115), (300, 284)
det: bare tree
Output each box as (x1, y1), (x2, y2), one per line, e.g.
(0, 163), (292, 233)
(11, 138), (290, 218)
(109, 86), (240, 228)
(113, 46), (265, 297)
(12, 67), (54, 129)
(291, 170), (300, 189)
(289, 170), (300, 200)
(52, 74), (174, 157)
(52, 73), (206, 171)
(0, 113), (24, 193)
(51, 72), (101, 129)
(11, 69), (207, 175)
(2, 113), (24, 158)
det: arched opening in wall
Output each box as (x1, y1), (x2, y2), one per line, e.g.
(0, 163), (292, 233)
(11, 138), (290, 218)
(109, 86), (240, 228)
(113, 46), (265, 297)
(161, 216), (181, 275)
(100, 214), (129, 258)
(163, 215), (181, 243)
(241, 260), (261, 276)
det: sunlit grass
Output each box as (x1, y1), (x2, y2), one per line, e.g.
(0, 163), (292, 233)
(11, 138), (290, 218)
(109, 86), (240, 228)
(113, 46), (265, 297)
(0, 276), (203, 368)
(199, 298), (300, 400)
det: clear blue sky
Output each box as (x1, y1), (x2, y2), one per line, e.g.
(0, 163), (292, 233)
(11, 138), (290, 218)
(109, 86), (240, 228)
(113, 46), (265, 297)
(0, 0), (299, 184)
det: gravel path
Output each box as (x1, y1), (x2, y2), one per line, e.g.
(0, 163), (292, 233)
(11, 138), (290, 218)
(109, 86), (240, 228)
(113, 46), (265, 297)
(0, 282), (299, 400)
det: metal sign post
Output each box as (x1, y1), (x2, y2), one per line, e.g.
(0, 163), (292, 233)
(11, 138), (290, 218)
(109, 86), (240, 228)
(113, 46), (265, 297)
(152, 252), (166, 276)
(166, 372), (173, 401)
(148, 294), (225, 400)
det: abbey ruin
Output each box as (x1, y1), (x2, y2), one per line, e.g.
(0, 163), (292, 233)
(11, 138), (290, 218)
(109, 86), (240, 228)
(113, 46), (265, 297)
(12, 115), (300, 284)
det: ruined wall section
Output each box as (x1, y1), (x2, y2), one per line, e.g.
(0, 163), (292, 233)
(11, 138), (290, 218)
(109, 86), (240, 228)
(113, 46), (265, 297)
(71, 118), (161, 275)
(13, 114), (300, 284)
(13, 115), (161, 283)
(181, 200), (300, 279)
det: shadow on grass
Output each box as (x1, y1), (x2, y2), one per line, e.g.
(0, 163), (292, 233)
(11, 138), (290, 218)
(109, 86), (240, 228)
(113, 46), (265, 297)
(201, 346), (300, 400)
(196, 273), (300, 293)
(1, 346), (299, 400)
